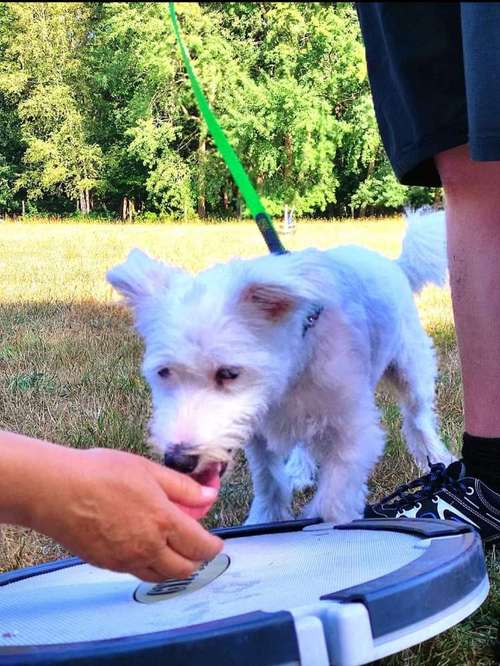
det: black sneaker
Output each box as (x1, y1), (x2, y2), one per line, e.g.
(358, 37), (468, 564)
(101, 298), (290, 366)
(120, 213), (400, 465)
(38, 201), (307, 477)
(365, 460), (500, 548)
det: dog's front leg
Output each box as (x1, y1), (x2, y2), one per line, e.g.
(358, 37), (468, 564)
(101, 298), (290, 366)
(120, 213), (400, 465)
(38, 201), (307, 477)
(245, 433), (294, 525)
(301, 454), (367, 524)
(301, 417), (386, 524)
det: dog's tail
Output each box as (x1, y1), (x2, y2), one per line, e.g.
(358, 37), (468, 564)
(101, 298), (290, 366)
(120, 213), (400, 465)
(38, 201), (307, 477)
(396, 208), (448, 294)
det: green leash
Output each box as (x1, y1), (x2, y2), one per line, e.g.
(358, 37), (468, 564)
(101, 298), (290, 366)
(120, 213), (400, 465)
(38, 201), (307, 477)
(168, 2), (287, 255)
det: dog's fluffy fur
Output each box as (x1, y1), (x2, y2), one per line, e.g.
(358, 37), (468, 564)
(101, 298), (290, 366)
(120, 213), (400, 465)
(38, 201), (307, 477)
(108, 209), (453, 524)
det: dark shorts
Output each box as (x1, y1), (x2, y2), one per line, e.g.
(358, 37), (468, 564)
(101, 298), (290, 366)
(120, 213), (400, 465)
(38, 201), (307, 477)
(356, 3), (500, 186)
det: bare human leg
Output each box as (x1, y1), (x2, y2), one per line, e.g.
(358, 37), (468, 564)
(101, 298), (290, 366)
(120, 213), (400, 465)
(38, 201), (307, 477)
(436, 144), (500, 437)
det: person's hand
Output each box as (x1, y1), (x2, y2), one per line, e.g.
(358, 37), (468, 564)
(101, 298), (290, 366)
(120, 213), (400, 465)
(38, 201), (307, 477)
(24, 446), (223, 582)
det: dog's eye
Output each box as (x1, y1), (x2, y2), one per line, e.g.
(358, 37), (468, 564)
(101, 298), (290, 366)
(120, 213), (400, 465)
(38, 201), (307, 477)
(215, 367), (240, 385)
(158, 367), (171, 379)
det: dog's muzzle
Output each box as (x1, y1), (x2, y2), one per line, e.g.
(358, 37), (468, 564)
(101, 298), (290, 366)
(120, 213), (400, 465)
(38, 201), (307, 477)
(164, 446), (199, 474)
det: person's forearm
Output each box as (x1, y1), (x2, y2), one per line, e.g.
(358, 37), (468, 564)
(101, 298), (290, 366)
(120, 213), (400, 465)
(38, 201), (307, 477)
(0, 430), (70, 528)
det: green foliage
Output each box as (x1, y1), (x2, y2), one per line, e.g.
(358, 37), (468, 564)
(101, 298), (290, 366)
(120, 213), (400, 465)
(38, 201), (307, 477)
(0, 3), (102, 212)
(0, 155), (15, 210)
(0, 2), (440, 219)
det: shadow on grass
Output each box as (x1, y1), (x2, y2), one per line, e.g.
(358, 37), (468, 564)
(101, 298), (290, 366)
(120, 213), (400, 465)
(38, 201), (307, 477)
(0, 299), (151, 456)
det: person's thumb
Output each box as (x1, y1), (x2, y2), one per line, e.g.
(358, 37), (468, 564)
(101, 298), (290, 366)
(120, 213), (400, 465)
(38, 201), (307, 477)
(155, 464), (218, 507)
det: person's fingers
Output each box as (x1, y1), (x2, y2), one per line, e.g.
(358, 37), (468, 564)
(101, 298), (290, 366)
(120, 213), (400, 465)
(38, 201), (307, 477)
(172, 501), (212, 520)
(132, 566), (175, 583)
(132, 551), (202, 583)
(151, 549), (203, 581)
(166, 503), (223, 562)
(130, 567), (165, 583)
(154, 463), (219, 507)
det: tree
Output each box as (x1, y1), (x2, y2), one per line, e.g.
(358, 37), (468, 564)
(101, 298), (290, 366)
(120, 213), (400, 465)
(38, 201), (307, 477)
(0, 3), (23, 214)
(0, 3), (101, 213)
(0, 2), (439, 219)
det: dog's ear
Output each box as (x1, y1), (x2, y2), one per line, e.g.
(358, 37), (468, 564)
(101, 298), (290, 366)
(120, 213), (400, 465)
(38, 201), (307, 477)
(240, 283), (299, 321)
(107, 249), (179, 306)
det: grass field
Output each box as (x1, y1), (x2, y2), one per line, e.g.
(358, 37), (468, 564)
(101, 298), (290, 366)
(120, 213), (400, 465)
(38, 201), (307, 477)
(0, 217), (498, 664)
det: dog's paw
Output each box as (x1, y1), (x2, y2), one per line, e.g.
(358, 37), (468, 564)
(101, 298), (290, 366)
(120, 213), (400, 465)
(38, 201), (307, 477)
(245, 501), (294, 525)
(415, 448), (457, 472)
(285, 445), (317, 491)
(300, 496), (363, 525)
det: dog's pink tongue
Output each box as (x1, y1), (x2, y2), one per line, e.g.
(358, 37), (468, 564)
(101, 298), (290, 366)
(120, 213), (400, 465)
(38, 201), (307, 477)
(194, 463), (222, 491)
(174, 463), (221, 520)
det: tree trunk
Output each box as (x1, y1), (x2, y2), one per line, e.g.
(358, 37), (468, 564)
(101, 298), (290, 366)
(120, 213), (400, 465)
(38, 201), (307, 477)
(197, 81), (218, 219)
(79, 191), (87, 215)
(284, 133), (293, 182)
(21, 200), (25, 217)
(256, 174), (264, 194)
(197, 131), (207, 218)
(359, 159), (376, 217)
(121, 197), (135, 222)
(85, 188), (90, 214)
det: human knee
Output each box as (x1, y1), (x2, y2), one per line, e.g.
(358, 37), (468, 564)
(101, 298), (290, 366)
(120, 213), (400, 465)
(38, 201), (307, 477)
(436, 144), (500, 201)
(435, 144), (475, 197)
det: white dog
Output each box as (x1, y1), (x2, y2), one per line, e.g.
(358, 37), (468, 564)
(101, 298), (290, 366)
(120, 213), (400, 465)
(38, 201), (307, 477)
(107, 209), (453, 525)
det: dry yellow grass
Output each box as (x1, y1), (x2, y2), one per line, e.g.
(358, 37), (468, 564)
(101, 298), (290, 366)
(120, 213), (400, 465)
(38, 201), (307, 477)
(0, 217), (497, 664)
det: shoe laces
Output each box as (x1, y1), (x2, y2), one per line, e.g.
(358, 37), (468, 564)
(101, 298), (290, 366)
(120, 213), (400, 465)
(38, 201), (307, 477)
(376, 458), (467, 510)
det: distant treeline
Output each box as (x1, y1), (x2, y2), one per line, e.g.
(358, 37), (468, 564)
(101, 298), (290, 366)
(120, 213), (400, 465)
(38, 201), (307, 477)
(0, 3), (439, 220)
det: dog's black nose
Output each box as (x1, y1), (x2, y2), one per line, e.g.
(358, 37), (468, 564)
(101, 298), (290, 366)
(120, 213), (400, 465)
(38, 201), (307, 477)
(164, 446), (199, 474)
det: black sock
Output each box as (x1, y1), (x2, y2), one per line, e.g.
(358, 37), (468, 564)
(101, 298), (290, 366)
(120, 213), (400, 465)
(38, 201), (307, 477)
(462, 432), (500, 493)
